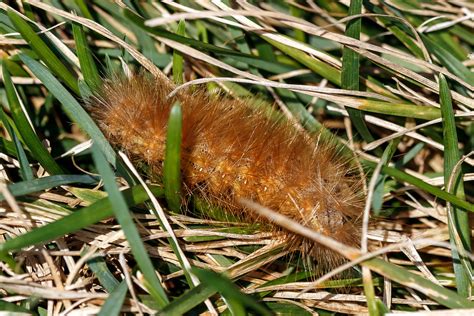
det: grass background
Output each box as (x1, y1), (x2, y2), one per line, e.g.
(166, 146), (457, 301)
(0, 0), (473, 315)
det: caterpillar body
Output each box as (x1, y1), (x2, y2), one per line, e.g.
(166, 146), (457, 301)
(88, 73), (364, 268)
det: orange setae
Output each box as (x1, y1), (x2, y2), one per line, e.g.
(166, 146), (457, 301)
(87, 72), (364, 268)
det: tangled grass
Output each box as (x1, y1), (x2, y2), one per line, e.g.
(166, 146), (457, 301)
(0, 1), (473, 315)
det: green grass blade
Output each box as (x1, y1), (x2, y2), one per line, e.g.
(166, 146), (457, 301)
(74, 0), (94, 20)
(0, 185), (162, 254)
(363, 257), (474, 309)
(68, 187), (107, 204)
(263, 36), (341, 86)
(426, 31), (467, 62)
(439, 74), (472, 296)
(11, 129), (34, 181)
(0, 137), (24, 159)
(72, 23), (101, 91)
(2, 59), (64, 175)
(91, 145), (169, 307)
(160, 283), (216, 315)
(87, 256), (120, 293)
(2, 59), (30, 77)
(21, 2), (35, 21)
(126, 8), (322, 78)
(223, 53), (299, 75)
(97, 281), (128, 316)
(289, 5), (305, 42)
(362, 160), (474, 212)
(266, 302), (311, 315)
(7, 9), (80, 94)
(424, 36), (474, 87)
(0, 299), (32, 314)
(191, 268), (272, 316)
(357, 100), (440, 120)
(173, 20), (185, 85)
(19, 53), (116, 166)
(196, 21), (208, 43)
(124, 9), (249, 58)
(0, 106), (33, 180)
(342, 0), (380, 156)
(0, 174), (98, 201)
(364, 2), (424, 58)
(362, 267), (379, 316)
(257, 271), (314, 298)
(372, 139), (400, 214)
(163, 102), (182, 213)
(341, 0), (361, 91)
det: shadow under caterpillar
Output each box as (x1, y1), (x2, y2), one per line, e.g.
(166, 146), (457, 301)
(87, 72), (364, 269)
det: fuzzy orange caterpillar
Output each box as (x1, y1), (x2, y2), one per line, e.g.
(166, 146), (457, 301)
(88, 72), (364, 267)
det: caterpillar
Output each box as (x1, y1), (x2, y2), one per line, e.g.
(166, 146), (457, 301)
(87, 72), (364, 268)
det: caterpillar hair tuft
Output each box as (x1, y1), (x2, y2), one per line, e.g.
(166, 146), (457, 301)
(87, 72), (365, 269)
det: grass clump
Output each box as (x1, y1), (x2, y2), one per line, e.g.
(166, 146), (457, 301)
(0, 1), (473, 314)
